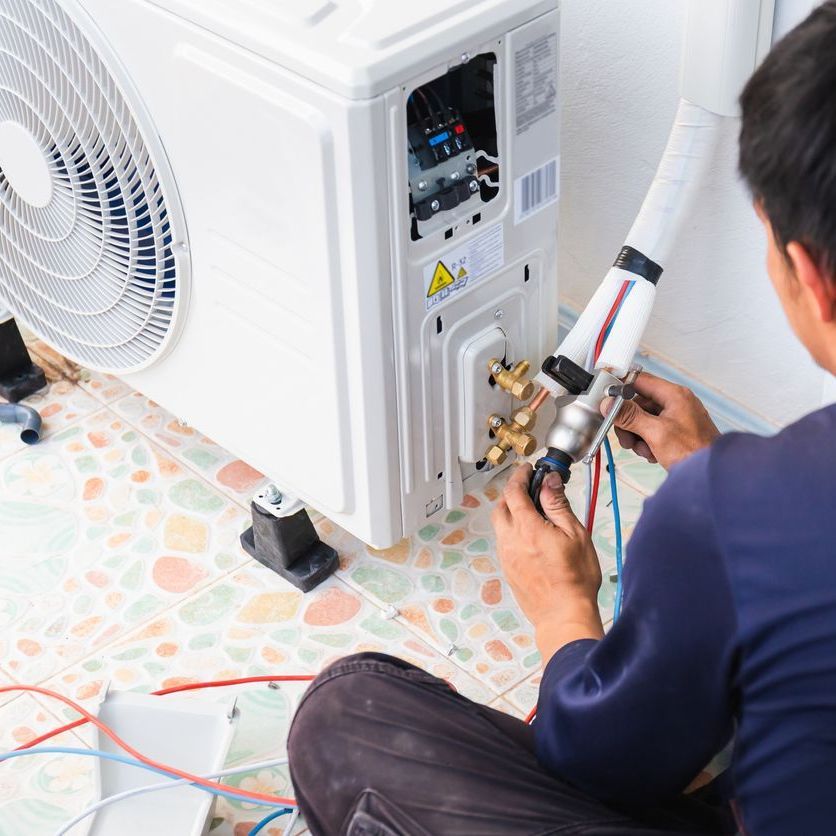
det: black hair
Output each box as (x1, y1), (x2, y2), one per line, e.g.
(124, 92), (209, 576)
(739, 1), (836, 279)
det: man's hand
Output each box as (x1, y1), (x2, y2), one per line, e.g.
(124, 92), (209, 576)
(492, 464), (604, 664)
(602, 372), (720, 470)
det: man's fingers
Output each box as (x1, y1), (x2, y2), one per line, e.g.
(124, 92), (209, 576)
(632, 372), (684, 408)
(633, 439), (657, 463)
(502, 464), (541, 524)
(614, 426), (638, 451)
(602, 398), (659, 441)
(539, 473), (580, 531)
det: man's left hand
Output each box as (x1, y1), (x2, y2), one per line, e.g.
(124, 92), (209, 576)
(492, 464), (604, 663)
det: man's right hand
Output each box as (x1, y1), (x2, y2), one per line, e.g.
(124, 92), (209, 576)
(600, 372), (720, 470)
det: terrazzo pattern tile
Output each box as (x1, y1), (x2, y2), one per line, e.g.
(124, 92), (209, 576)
(327, 463), (647, 695)
(0, 379), (100, 461)
(111, 392), (269, 507)
(77, 369), (135, 406)
(0, 409), (251, 688)
(45, 566), (492, 721)
(0, 685), (94, 836)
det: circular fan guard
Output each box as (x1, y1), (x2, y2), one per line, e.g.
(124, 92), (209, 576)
(0, 0), (190, 373)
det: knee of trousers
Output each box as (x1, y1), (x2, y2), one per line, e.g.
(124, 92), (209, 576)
(288, 652), (407, 759)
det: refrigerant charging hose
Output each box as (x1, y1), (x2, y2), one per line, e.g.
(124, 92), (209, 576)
(0, 402), (42, 445)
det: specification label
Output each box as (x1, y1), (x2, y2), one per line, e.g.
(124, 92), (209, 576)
(515, 33), (558, 136)
(424, 224), (505, 311)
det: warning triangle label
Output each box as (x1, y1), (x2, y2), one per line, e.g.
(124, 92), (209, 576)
(427, 261), (455, 298)
(457, 266), (468, 279)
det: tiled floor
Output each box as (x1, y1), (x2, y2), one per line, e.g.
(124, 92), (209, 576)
(0, 352), (666, 836)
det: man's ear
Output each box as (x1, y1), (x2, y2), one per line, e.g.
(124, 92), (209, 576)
(786, 242), (836, 323)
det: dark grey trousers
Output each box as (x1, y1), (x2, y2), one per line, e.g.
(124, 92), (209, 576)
(287, 653), (736, 836)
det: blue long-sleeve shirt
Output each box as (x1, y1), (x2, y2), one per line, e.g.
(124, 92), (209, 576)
(535, 405), (836, 835)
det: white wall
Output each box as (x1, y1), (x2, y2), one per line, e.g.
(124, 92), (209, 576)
(558, 0), (825, 427)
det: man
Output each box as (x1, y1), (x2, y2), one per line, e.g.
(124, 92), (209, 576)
(288, 5), (836, 833)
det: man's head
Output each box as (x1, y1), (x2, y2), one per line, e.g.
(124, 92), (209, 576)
(740, 1), (836, 370)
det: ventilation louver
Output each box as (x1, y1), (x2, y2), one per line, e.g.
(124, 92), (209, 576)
(0, 0), (189, 373)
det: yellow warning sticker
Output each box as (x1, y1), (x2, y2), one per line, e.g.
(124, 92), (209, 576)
(427, 261), (456, 298)
(422, 223), (504, 311)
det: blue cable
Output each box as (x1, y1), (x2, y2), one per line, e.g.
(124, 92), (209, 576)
(250, 808), (292, 834)
(0, 747), (290, 808)
(602, 281), (636, 343)
(603, 437), (624, 620)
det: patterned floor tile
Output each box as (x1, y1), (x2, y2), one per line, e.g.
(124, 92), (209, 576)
(609, 440), (667, 498)
(0, 380), (100, 461)
(111, 392), (269, 507)
(77, 369), (135, 406)
(325, 464), (646, 695)
(44, 565), (492, 726)
(0, 409), (251, 688)
(0, 687), (94, 836)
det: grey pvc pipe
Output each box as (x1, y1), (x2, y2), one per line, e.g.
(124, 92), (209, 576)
(0, 402), (42, 445)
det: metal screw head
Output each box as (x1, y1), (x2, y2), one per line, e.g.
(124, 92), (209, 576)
(489, 415), (504, 430)
(264, 484), (283, 505)
(430, 199), (440, 212)
(461, 52), (470, 63)
(450, 171), (460, 181)
(490, 361), (504, 375)
(494, 309), (504, 320)
(418, 180), (428, 191)
(466, 163), (476, 174)
(469, 179), (479, 193)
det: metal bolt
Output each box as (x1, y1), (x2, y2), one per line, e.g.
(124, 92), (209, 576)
(461, 53), (470, 63)
(494, 309), (504, 320)
(264, 484), (283, 505)
(450, 171), (460, 180)
(469, 179), (479, 193)
(430, 199), (440, 212)
(466, 163), (476, 174)
(490, 361), (504, 375)
(490, 415), (504, 430)
(418, 180), (428, 191)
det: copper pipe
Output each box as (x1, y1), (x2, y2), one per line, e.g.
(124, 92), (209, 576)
(530, 388), (551, 413)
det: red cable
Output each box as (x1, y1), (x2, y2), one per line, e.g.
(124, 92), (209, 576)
(17, 675), (316, 751)
(524, 706), (537, 725)
(586, 451), (602, 534)
(585, 280), (631, 538)
(5, 679), (317, 805)
(594, 281), (631, 364)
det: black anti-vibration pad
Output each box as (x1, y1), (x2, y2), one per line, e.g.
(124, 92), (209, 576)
(0, 319), (47, 403)
(240, 502), (339, 593)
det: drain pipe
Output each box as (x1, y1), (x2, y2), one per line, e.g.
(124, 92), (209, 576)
(535, 0), (776, 392)
(0, 403), (42, 445)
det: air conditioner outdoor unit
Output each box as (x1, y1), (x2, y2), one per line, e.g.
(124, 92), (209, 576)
(0, 0), (561, 549)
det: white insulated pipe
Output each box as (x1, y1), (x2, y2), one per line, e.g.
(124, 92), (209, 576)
(596, 101), (722, 376)
(536, 0), (777, 391)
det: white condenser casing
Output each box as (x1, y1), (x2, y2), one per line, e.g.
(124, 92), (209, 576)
(0, 0), (561, 547)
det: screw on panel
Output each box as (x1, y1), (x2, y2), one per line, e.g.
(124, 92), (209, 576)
(469, 180), (479, 193)
(494, 309), (504, 320)
(490, 415), (504, 430)
(461, 53), (470, 63)
(264, 484), (283, 505)
(490, 361), (504, 375)
(466, 163), (476, 174)
(418, 180), (428, 191)
(450, 171), (460, 181)
(430, 199), (441, 212)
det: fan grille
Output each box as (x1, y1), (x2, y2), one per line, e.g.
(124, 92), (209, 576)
(0, 0), (189, 372)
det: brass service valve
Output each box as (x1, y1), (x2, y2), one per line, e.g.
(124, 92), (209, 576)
(488, 359), (535, 401)
(485, 414), (537, 466)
